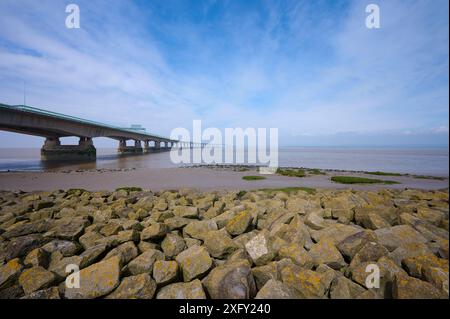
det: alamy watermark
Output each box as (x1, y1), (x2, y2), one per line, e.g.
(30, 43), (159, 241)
(170, 120), (279, 173)
(366, 4), (381, 29)
(65, 4), (80, 29)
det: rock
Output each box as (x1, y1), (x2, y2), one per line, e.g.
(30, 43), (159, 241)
(161, 233), (186, 258)
(255, 279), (297, 299)
(175, 245), (212, 282)
(183, 220), (218, 240)
(416, 207), (444, 226)
(99, 223), (123, 237)
(203, 230), (238, 258)
(172, 206), (199, 218)
(281, 264), (333, 298)
(374, 225), (428, 252)
(310, 224), (361, 245)
(128, 249), (165, 275)
(24, 248), (50, 268)
(329, 276), (366, 299)
(156, 279), (206, 299)
(402, 253), (448, 278)
(0, 258), (23, 289)
(41, 240), (80, 257)
(2, 219), (53, 239)
(278, 242), (314, 269)
(3, 234), (46, 261)
(203, 260), (256, 299)
(349, 242), (389, 270)
(48, 254), (82, 279)
(355, 211), (391, 230)
(79, 244), (108, 268)
(44, 217), (89, 240)
(422, 266), (449, 293)
(153, 260), (179, 285)
(164, 217), (192, 230)
(21, 286), (60, 299)
(19, 266), (56, 295)
(79, 232), (104, 250)
(106, 273), (156, 299)
(336, 230), (377, 260)
(65, 255), (121, 299)
(93, 209), (114, 224)
(392, 275), (446, 299)
(104, 241), (138, 267)
(116, 229), (140, 244)
(305, 211), (328, 230)
(244, 231), (275, 266)
(251, 261), (279, 290)
(141, 223), (170, 241)
(225, 210), (253, 236)
(389, 242), (434, 266)
(309, 238), (346, 270)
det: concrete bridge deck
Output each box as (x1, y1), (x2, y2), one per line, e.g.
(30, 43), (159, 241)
(0, 103), (203, 160)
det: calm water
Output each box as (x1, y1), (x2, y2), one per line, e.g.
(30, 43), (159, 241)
(0, 147), (448, 176)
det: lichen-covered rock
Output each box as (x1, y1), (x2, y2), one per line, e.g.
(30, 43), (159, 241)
(336, 230), (377, 260)
(255, 279), (297, 299)
(176, 245), (212, 282)
(161, 233), (186, 258)
(19, 266), (56, 295)
(106, 273), (156, 299)
(392, 275), (447, 299)
(203, 230), (238, 258)
(21, 286), (60, 299)
(278, 242), (314, 269)
(172, 206), (199, 218)
(375, 225), (428, 252)
(226, 210), (252, 236)
(3, 234), (46, 261)
(128, 249), (164, 275)
(44, 217), (89, 240)
(183, 220), (218, 240)
(244, 231), (275, 266)
(153, 260), (179, 285)
(104, 241), (138, 267)
(203, 260), (256, 299)
(329, 276), (366, 299)
(24, 248), (50, 268)
(156, 279), (206, 299)
(41, 240), (80, 257)
(141, 223), (170, 241)
(65, 255), (121, 299)
(308, 238), (346, 270)
(0, 258), (23, 290)
(281, 264), (333, 298)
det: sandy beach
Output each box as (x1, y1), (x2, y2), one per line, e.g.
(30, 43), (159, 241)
(0, 166), (448, 192)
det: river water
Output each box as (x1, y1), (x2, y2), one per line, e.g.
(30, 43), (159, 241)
(0, 147), (448, 176)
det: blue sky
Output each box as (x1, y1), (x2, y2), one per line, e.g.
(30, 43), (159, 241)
(0, 0), (448, 147)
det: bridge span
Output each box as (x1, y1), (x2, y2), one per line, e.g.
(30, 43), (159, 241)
(0, 103), (203, 160)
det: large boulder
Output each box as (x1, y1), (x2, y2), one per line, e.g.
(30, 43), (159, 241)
(153, 260), (179, 285)
(175, 245), (212, 282)
(106, 273), (156, 299)
(0, 258), (23, 290)
(392, 275), (447, 299)
(18, 266), (55, 295)
(203, 260), (256, 299)
(65, 255), (121, 299)
(255, 279), (297, 299)
(225, 211), (253, 236)
(203, 230), (238, 258)
(309, 238), (346, 270)
(244, 231), (275, 266)
(156, 279), (206, 299)
(375, 225), (428, 251)
(128, 249), (165, 275)
(161, 233), (186, 258)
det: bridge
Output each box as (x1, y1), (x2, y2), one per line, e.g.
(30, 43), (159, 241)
(0, 103), (204, 160)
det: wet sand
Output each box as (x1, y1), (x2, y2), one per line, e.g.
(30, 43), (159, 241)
(0, 166), (448, 192)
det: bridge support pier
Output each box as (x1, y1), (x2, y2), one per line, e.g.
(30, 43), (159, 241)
(143, 140), (150, 153)
(118, 139), (143, 154)
(41, 137), (96, 161)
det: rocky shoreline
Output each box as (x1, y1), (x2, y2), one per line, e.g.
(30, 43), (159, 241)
(0, 187), (448, 299)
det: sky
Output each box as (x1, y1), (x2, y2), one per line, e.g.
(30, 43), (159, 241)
(0, 0), (448, 147)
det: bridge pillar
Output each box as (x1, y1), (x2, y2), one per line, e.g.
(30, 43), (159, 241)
(154, 141), (160, 150)
(41, 137), (96, 161)
(118, 139), (143, 154)
(143, 140), (150, 153)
